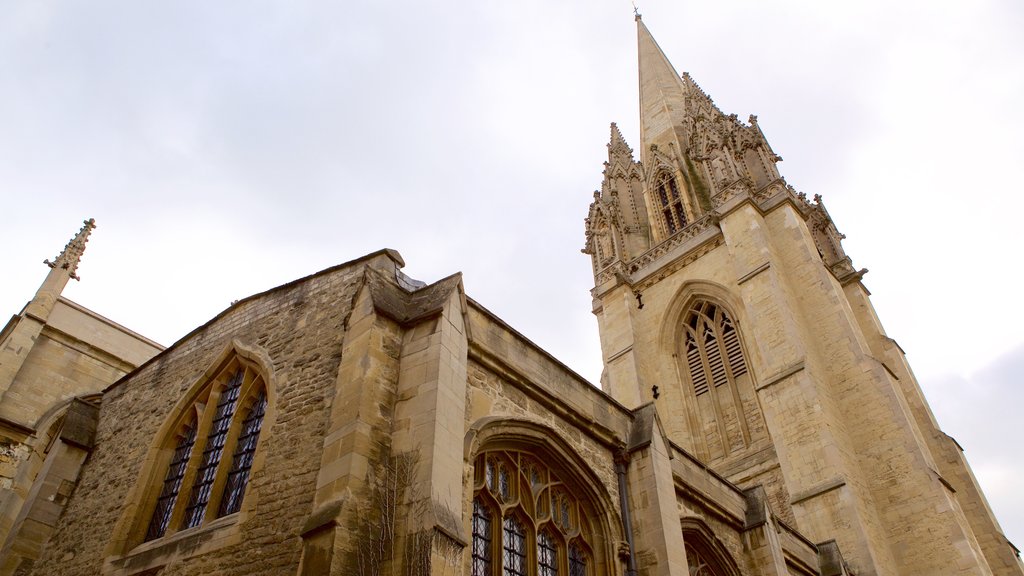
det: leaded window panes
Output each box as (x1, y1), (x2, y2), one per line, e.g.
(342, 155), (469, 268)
(538, 531), (557, 576)
(145, 423), (196, 541)
(473, 450), (599, 576)
(143, 360), (269, 543)
(472, 498), (493, 576)
(218, 391), (267, 517)
(182, 369), (244, 528)
(503, 516), (527, 576)
(569, 543), (588, 576)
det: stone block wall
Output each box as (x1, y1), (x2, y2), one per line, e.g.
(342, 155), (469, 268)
(28, 257), (370, 575)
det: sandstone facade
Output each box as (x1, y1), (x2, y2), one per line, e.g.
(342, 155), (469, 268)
(4, 15), (1022, 576)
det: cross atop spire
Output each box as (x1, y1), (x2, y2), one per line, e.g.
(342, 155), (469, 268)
(44, 218), (96, 281)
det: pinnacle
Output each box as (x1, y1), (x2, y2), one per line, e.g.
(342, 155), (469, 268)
(606, 122), (637, 168)
(45, 218), (96, 281)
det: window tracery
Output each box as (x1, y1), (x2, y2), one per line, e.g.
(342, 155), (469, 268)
(143, 360), (268, 542)
(144, 420), (196, 540)
(655, 171), (688, 235)
(681, 521), (741, 576)
(681, 300), (760, 460)
(472, 450), (594, 576)
(683, 301), (747, 398)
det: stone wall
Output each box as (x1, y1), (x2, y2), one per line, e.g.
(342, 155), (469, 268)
(29, 257), (369, 575)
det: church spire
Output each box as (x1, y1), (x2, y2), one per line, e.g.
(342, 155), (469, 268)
(44, 218), (96, 281)
(636, 16), (691, 167)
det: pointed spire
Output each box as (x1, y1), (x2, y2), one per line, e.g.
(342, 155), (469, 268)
(607, 122), (634, 158)
(44, 218), (96, 281)
(637, 17), (691, 166)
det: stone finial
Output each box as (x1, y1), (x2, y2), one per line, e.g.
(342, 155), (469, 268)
(44, 218), (96, 281)
(608, 122), (634, 156)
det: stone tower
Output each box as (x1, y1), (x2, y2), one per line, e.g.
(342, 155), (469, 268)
(583, 16), (1022, 576)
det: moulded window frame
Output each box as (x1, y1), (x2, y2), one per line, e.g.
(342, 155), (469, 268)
(653, 169), (689, 238)
(176, 361), (266, 534)
(679, 299), (757, 461)
(472, 449), (598, 576)
(132, 355), (271, 550)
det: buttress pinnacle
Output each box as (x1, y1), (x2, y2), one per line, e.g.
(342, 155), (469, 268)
(44, 218), (96, 281)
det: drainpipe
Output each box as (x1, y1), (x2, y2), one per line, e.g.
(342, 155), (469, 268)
(615, 449), (638, 576)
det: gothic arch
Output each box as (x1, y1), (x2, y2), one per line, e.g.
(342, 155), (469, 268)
(108, 339), (277, 555)
(658, 283), (767, 462)
(464, 417), (619, 576)
(651, 169), (688, 237)
(680, 517), (742, 576)
(658, 280), (748, 354)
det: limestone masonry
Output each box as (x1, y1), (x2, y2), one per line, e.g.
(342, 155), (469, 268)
(0, 15), (1019, 576)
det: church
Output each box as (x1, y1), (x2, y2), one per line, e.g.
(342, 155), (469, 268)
(0, 15), (1020, 576)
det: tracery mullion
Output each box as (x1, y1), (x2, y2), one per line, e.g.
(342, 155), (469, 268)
(180, 367), (245, 528)
(695, 311), (731, 456)
(204, 369), (262, 520)
(674, 341), (712, 462)
(668, 177), (687, 230)
(499, 509), (528, 576)
(218, 387), (267, 517)
(710, 309), (751, 447)
(165, 396), (217, 534)
(537, 529), (558, 576)
(145, 420), (197, 541)
(472, 497), (495, 576)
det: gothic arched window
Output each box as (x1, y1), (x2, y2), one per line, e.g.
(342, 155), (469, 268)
(472, 451), (595, 576)
(655, 171), (688, 235)
(682, 519), (742, 576)
(143, 359), (269, 542)
(681, 300), (762, 460)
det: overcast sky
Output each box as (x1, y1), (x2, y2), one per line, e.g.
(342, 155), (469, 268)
(2, 0), (1022, 552)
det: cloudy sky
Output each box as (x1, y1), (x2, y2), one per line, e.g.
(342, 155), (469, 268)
(2, 0), (1022, 551)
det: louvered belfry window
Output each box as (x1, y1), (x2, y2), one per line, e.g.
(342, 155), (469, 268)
(656, 171), (688, 235)
(682, 300), (761, 460)
(472, 450), (596, 576)
(683, 301), (747, 397)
